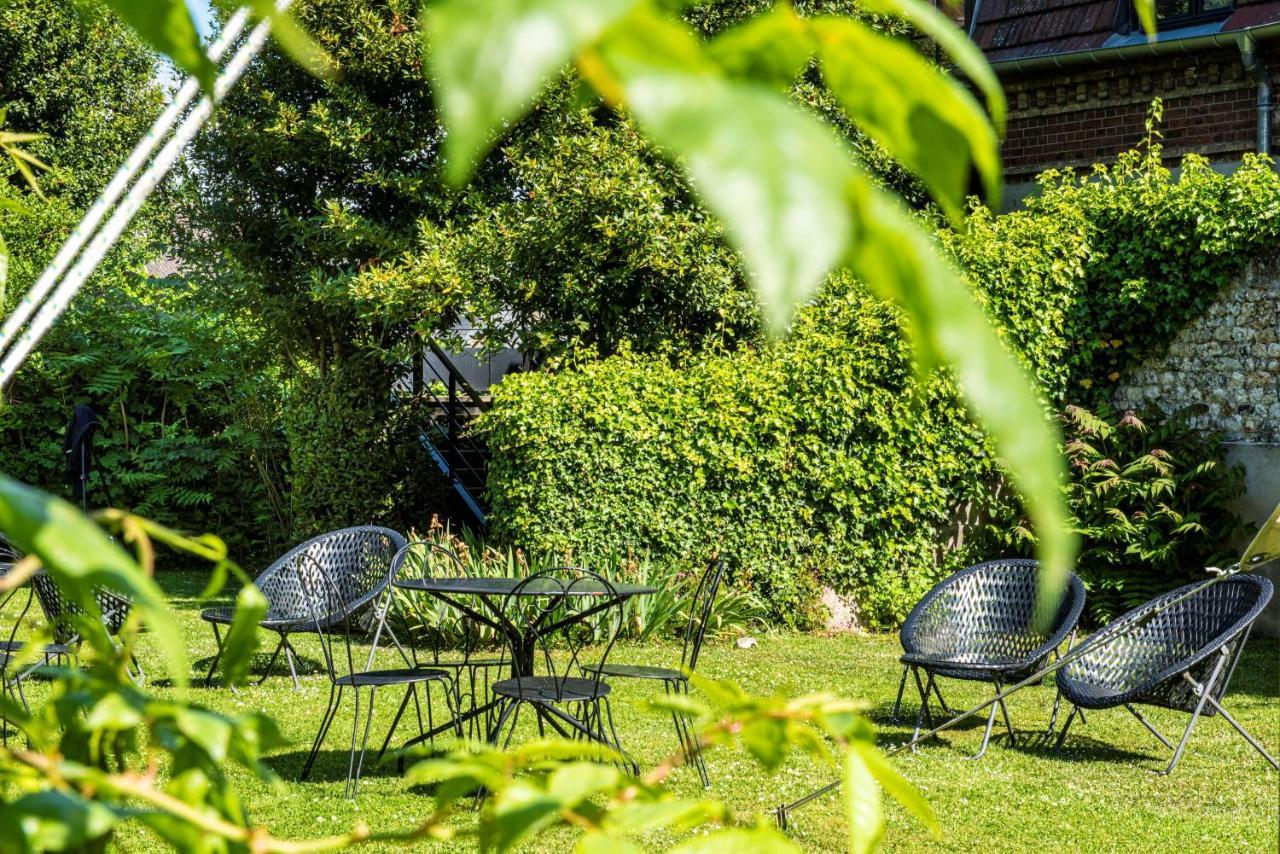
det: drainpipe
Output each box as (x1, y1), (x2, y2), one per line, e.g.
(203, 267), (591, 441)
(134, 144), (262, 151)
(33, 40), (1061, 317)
(1240, 33), (1273, 155)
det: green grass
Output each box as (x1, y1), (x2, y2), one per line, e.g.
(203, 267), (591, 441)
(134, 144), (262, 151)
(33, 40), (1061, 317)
(82, 571), (1280, 850)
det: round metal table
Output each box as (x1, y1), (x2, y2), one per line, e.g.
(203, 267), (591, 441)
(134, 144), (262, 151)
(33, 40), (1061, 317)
(390, 575), (656, 751)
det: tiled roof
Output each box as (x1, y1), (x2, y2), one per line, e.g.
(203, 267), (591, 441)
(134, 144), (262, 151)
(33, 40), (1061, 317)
(971, 0), (1280, 63)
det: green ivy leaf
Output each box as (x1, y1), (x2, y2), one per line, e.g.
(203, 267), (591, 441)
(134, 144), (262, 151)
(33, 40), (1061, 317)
(102, 0), (215, 92)
(0, 476), (189, 684)
(846, 182), (1076, 624)
(220, 582), (267, 687)
(424, 0), (641, 184)
(817, 17), (1000, 220)
(844, 747), (884, 854)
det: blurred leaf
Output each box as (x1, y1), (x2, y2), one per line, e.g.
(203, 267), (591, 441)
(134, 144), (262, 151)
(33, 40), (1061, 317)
(846, 182), (1075, 625)
(817, 16), (1000, 219)
(740, 716), (788, 770)
(579, 833), (647, 854)
(220, 582), (267, 686)
(844, 747), (883, 854)
(424, 0), (640, 184)
(249, 0), (333, 79)
(601, 799), (723, 835)
(856, 0), (1005, 134)
(102, 0), (215, 92)
(671, 826), (802, 853)
(0, 790), (120, 851)
(546, 762), (621, 805)
(485, 781), (563, 852)
(0, 476), (189, 684)
(852, 741), (938, 837)
(707, 4), (814, 89)
(1134, 0), (1157, 37)
(1242, 501), (1280, 568)
(85, 692), (144, 731)
(606, 63), (854, 333)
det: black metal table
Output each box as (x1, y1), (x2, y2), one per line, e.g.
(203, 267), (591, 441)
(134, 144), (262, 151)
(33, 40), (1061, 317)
(391, 576), (655, 752)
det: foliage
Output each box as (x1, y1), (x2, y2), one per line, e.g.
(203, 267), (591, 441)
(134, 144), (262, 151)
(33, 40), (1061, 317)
(483, 138), (1278, 628)
(482, 274), (996, 629)
(988, 405), (1245, 623)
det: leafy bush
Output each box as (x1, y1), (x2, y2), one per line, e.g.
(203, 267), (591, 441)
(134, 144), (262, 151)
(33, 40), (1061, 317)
(989, 405), (1245, 623)
(484, 144), (1279, 627)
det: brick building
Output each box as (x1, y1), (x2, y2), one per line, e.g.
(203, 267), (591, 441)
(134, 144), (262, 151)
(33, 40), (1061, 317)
(957, 0), (1279, 196)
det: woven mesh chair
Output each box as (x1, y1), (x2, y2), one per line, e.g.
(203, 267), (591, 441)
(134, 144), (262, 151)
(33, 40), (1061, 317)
(581, 559), (726, 787)
(29, 568), (142, 682)
(293, 554), (454, 799)
(893, 558), (1086, 758)
(201, 526), (406, 689)
(1054, 573), (1277, 774)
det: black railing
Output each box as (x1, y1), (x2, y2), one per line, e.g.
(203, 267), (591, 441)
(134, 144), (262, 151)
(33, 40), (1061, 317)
(395, 340), (491, 527)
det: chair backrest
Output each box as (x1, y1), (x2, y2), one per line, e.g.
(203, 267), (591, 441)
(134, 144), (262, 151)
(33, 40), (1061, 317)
(254, 526), (406, 627)
(294, 553), (358, 685)
(1061, 573), (1272, 706)
(378, 540), (479, 669)
(500, 567), (625, 701)
(30, 569), (134, 644)
(901, 559), (1086, 666)
(680, 559), (727, 673)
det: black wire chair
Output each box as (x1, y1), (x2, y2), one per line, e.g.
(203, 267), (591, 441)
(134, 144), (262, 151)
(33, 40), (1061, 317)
(294, 553), (455, 799)
(201, 526), (407, 689)
(487, 568), (635, 772)
(374, 542), (505, 755)
(891, 558), (1086, 758)
(29, 568), (142, 682)
(1054, 573), (1277, 774)
(581, 559), (726, 787)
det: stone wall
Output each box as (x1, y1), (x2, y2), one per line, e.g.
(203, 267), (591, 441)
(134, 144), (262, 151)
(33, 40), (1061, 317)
(1113, 250), (1280, 443)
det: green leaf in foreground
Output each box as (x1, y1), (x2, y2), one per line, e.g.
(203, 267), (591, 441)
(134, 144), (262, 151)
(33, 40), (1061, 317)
(103, 0), (215, 92)
(857, 0), (1006, 134)
(846, 182), (1076, 624)
(852, 741), (938, 837)
(817, 16), (1001, 219)
(424, 0), (640, 184)
(220, 581), (268, 686)
(609, 65), (854, 333)
(844, 747), (884, 854)
(0, 475), (189, 685)
(1242, 501), (1280, 568)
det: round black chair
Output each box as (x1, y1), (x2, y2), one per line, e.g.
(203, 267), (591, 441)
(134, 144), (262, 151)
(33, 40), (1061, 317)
(487, 568), (635, 772)
(892, 558), (1086, 758)
(30, 568), (141, 682)
(1055, 573), (1277, 775)
(294, 554), (455, 799)
(581, 559), (726, 786)
(201, 526), (406, 689)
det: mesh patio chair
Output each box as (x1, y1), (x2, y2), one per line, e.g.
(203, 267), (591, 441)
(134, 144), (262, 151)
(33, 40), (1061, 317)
(30, 568), (142, 682)
(892, 558), (1086, 758)
(488, 568), (636, 773)
(294, 553), (455, 799)
(374, 541), (505, 755)
(201, 526), (406, 689)
(1054, 573), (1277, 775)
(581, 559), (726, 787)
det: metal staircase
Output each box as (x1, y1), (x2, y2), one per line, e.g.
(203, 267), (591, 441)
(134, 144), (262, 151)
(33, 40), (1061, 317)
(396, 340), (491, 527)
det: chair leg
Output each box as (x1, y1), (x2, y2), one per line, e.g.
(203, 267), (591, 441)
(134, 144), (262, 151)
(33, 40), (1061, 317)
(348, 686), (378, 800)
(283, 635), (301, 691)
(1124, 704), (1174, 750)
(255, 634), (287, 686)
(1202, 693), (1279, 771)
(601, 695), (639, 776)
(377, 686), (416, 762)
(1046, 687), (1064, 737)
(971, 693), (1000, 760)
(909, 667), (934, 752)
(1161, 657), (1228, 776)
(994, 679), (1016, 747)
(680, 680), (710, 787)
(1054, 705), (1079, 750)
(301, 684), (342, 781)
(890, 664), (909, 724)
(204, 623), (225, 687)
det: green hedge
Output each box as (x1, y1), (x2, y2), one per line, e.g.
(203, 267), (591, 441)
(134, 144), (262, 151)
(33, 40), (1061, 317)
(482, 150), (1280, 627)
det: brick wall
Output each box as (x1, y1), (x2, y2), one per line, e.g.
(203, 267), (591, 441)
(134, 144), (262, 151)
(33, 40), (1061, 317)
(999, 48), (1270, 178)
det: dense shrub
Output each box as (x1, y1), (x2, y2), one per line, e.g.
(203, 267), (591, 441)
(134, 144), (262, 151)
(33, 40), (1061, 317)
(988, 405), (1245, 624)
(482, 147), (1279, 626)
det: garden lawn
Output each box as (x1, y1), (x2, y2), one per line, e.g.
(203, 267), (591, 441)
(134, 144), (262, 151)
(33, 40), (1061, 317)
(95, 572), (1280, 851)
